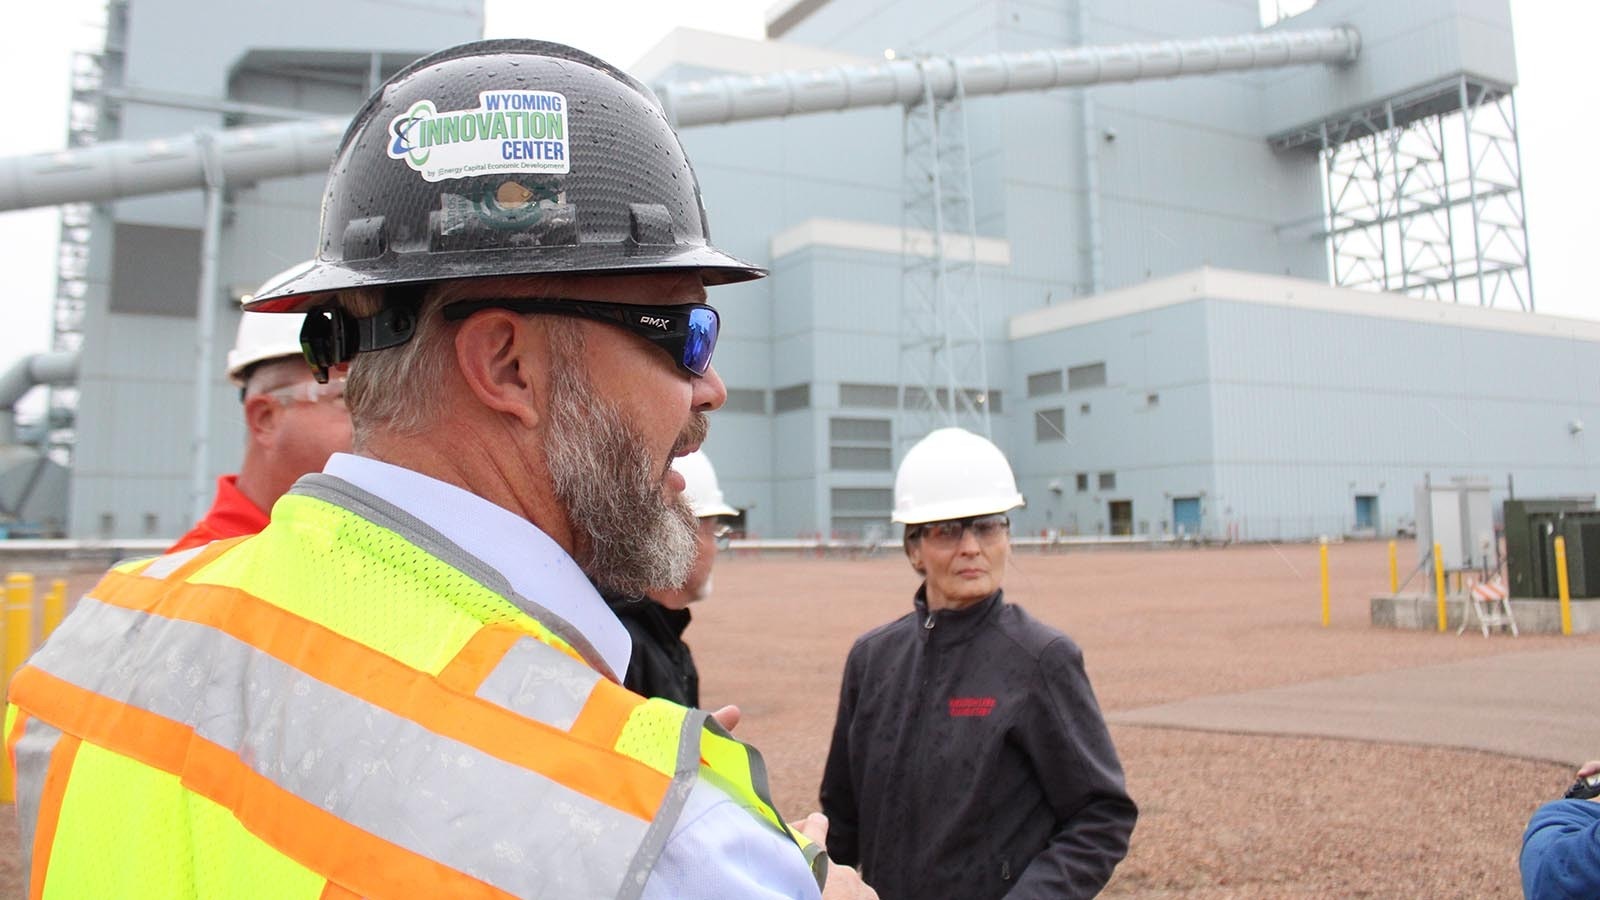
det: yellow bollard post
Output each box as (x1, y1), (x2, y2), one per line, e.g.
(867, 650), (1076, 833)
(3, 572), (36, 804)
(1320, 538), (1330, 627)
(1555, 535), (1573, 637)
(1388, 540), (1398, 594)
(42, 579), (68, 640)
(1433, 543), (1448, 633)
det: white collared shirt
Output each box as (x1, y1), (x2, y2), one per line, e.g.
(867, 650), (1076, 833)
(317, 453), (821, 900)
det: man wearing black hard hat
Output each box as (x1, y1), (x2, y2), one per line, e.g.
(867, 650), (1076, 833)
(8, 40), (872, 900)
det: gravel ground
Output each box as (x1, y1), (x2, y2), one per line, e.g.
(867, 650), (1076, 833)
(0, 539), (1588, 898)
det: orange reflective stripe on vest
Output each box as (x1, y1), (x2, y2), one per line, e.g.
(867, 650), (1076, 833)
(6, 482), (816, 899)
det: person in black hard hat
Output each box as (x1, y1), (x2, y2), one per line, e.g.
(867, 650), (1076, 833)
(9, 39), (874, 900)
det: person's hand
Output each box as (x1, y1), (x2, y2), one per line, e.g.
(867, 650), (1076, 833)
(711, 704), (741, 732)
(1576, 760), (1600, 779)
(790, 813), (879, 900)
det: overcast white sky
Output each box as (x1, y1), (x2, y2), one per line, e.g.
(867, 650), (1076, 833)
(0, 0), (1592, 376)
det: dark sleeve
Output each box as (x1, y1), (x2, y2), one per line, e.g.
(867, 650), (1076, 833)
(615, 617), (653, 697)
(819, 642), (863, 867)
(1006, 638), (1137, 900)
(1522, 799), (1600, 899)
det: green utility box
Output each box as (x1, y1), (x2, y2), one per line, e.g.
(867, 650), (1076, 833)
(1504, 498), (1600, 598)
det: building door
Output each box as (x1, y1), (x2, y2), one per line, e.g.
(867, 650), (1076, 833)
(1354, 495), (1378, 531)
(1109, 500), (1133, 536)
(1173, 497), (1201, 537)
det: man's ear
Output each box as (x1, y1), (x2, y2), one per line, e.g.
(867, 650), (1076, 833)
(454, 310), (547, 429)
(242, 392), (283, 449)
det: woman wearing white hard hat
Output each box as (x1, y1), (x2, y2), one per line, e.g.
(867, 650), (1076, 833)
(603, 449), (737, 707)
(819, 427), (1136, 900)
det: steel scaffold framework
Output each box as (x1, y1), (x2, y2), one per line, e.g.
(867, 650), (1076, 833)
(1309, 76), (1533, 310)
(896, 56), (993, 456)
(45, 2), (126, 463)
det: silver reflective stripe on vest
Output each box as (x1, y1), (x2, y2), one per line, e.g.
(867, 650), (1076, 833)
(137, 544), (210, 580)
(13, 717), (63, 892)
(619, 707), (709, 899)
(476, 636), (600, 732)
(29, 597), (649, 899)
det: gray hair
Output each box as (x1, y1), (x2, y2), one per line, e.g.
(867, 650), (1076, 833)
(338, 285), (460, 446)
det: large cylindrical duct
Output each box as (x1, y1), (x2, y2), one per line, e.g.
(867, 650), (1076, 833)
(0, 351), (78, 446)
(660, 27), (1358, 125)
(0, 27), (1358, 213)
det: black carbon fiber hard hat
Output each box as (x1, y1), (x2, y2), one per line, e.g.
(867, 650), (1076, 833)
(246, 39), (763, 314)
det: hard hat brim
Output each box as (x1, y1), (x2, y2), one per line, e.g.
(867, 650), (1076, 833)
(892, 495), (1025, 525)
(693, 500), (740, 518)
(244, 245), (766, 313)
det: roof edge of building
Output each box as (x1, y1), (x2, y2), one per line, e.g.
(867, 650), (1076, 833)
(770, 217), (1011, 266)
(1009, 267), (1600, 343)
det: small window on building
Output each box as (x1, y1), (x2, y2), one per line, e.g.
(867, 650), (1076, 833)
(830, 447), (892, 470)
(773, 383), (810, 413)
(1026, 370), (1063, 397)
(830, 418), (892, 443)
(830, 417), (893, 472)
(1075, 473), (1089, 493)
(1079, 402), (1091, 415)
(1067, 362), (1107, 391)
(1147, 392), (1160, 407)
(1035, 408), (1065, 442)
(839, 383), (899, 408)
(830, 488), (895, 540)
(723, 388), (767, 414)
(903, 386), (940, 411)
(1098, 471), (1116, 491)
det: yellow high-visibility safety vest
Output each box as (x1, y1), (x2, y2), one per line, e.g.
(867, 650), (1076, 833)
(6, 476), (824, 899)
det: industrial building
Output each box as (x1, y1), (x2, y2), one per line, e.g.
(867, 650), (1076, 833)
(2, 0), (1583, 543)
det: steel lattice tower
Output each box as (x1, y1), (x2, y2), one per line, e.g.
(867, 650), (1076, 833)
(896, 56), (993, 455)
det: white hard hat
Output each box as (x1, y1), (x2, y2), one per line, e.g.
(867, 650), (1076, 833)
(893, 427), (1025, 524)
(227, 263), (315, 385)
(674, 450), (738, 518)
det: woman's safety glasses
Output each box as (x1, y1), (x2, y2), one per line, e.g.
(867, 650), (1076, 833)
(908, 514), (1010, 548)
(442, 298), (720, 377)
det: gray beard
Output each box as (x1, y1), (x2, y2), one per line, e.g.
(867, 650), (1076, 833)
(545, 332), (698, 595)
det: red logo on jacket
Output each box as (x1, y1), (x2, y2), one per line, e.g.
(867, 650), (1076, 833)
(948, 697), (996, 717)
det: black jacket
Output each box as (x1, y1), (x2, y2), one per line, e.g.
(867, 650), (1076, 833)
(820, 589), (1135, 900)
(604, 594), (699, 707)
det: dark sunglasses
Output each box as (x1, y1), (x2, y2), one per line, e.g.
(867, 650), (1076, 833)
(442, 298), (720, 377)
(909, 514), (1011, 547)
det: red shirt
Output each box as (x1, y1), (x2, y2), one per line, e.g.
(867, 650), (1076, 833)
(167, 475), (271, 553)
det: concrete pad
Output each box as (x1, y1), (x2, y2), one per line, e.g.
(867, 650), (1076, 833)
(1371, 593), (1600, 633)
(1108, 645), (1600, 765)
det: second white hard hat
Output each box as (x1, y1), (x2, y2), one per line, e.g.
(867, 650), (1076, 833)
(227, 262), (316, 385)
(893, 427), (1025, 524)
(226, 313), (307, 386)
(674, 450), (738, 518)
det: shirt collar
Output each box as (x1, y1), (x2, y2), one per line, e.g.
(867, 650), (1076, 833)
(322, 452), (631, 678)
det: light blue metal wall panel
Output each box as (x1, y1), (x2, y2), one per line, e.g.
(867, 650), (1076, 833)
(1258, 0), (1517, 138)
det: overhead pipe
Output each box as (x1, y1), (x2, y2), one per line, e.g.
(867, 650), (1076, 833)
(0, 27), (1359, 213)
(659, 26), (1358, 125)
(0, 351), (79, 445)
(0, 118), (348, 211)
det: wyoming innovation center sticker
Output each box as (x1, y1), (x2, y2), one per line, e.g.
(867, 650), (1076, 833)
(387, 91), (571, 182)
